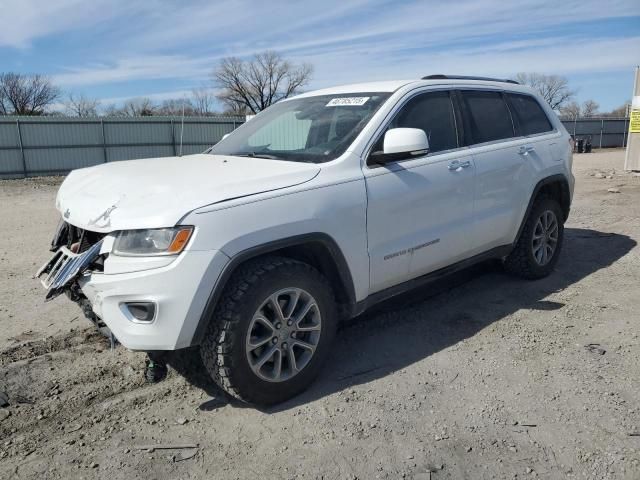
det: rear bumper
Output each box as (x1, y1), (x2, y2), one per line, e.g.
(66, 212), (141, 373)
(78, 249), (229, 350)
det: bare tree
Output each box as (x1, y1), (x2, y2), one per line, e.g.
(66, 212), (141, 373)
(0, 87), (6, 115)
(559, 101), (581, 119)
(121, 97), (157, 116)
(581, 99), (599, 117)
(191, 87), (216, 115)
(64, 93), (100, 117)
(593, 101), (632, 118)
(157, 98), (195, 116)
(0, 72), (61, 115)
(213, 51), (313, 114)
(515, 72), (575, 110)
(221, 99), (249, 116)
(102, 103), (122, 117)
(602, 101), (631, 118)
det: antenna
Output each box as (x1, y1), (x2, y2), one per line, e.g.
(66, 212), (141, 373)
(179, 96), (186, 157)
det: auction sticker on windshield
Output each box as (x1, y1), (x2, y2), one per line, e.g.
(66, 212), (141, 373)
(326, 97), (369, 107)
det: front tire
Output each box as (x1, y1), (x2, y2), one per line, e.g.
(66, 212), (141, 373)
(504, 196), (564, 279)
(200, 256), (337, 405)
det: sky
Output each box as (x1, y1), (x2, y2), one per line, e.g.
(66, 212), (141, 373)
(1, 0), (639, 112)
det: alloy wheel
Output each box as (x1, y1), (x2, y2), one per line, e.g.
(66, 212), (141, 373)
(532, 210), (559, 266)
(245, 288), (322, 382)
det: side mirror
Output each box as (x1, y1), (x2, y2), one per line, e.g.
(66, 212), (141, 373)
(221, 133), (231, 141)
(368, 128), (429, 165)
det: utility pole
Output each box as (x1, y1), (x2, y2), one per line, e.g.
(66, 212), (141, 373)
(624, 66), (640, 171)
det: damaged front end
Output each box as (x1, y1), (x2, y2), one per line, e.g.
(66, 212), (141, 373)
(35, 220), (111, 335)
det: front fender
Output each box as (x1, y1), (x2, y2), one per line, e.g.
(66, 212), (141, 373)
(182, 179), (370, 346)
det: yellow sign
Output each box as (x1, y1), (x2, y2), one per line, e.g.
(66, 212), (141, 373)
(631, 110), (640, 133)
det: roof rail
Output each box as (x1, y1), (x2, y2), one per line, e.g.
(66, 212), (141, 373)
(422, 74), (519, 85)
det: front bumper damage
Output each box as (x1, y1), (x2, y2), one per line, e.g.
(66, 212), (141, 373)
(36, 221), (113, 338)
(36, 220), (230, 351)
(35, 240), (104, 300)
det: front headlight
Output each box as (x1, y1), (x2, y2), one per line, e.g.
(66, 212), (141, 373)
(112, 226), (193, 256)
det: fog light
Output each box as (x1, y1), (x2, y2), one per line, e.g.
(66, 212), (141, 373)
(124, 302), (156, 322)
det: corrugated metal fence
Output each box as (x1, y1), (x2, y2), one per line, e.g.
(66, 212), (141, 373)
(560, 117), (631, 149)
(0, 115), (631, 179)
(0, 116), (244, 179)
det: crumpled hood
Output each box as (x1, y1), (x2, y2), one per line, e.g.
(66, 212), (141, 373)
(56, 154), (320, 233)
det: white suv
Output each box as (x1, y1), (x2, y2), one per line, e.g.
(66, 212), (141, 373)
(38, 75), (574, 405)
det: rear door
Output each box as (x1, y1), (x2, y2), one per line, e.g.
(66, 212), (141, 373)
(459, 90), (542, 253)
(506, 92), (559, 163)
(364, 89), (476, 293)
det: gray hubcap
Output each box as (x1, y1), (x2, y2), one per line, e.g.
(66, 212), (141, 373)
(532, 210), (559, 266)
(246, 288), (321, 382)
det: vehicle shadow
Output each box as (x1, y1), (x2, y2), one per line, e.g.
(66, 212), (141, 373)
(167, 228), (635, 412)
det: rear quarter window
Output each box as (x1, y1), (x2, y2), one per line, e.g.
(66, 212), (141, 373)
(507, 93), (553, 136)
(461, 91), (515, 144)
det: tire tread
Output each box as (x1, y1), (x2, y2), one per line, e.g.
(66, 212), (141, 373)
(504, 194), (563, 279)
(199, 256), (333, 404)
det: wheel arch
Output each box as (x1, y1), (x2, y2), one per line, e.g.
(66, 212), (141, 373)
(514, 174), (571, 246)
(190, 233), (356, 346)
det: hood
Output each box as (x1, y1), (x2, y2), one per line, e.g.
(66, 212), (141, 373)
(56, 154), (320, 233)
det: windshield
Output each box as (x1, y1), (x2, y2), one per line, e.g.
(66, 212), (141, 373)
(208, 92), (391, 163)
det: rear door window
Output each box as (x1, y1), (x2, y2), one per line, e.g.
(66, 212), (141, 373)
(461, 91), (515, 144)
(506, 93), (553, 136)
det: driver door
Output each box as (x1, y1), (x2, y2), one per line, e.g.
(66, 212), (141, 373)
(364, 90), (476, 293)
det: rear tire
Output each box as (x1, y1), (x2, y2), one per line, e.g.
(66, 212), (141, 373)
(200, 256), (337, 405)
(504, 196), (564, 279)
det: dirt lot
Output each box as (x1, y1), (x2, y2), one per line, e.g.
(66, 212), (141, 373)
(1, 150), (639, 479)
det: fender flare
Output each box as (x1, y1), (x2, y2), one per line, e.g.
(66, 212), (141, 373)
(190, 232), (356, 345)
(513, 174), (571, 246)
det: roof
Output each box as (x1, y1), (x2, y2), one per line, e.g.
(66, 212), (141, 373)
(294, 80), (417, 98)
(294, 77), (531, 99)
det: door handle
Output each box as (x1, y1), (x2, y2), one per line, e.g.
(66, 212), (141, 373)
(518, 145), (535, 155)
(448, 160), (471, 171)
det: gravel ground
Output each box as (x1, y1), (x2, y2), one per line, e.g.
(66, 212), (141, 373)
(1, 150), (639, 479)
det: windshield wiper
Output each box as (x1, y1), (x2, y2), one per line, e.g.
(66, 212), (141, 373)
(229, 151), (321, 163)
(232, 152), (281, 160)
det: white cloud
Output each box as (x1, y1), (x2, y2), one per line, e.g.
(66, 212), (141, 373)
(183, 0), (639, 58)
(52, 55), (213, 87)
(298, 36), (640, 89)
(3, 0), (639, 109)
(0, 0), (134, 48)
